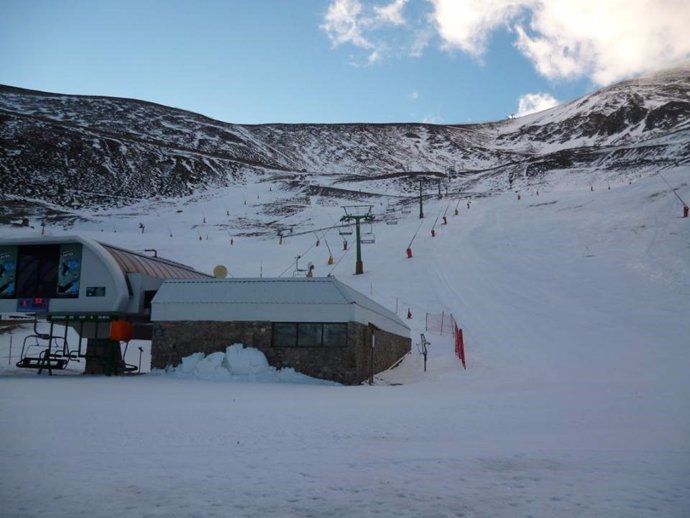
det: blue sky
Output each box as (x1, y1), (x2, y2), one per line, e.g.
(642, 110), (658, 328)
(2, 0), (688, 124)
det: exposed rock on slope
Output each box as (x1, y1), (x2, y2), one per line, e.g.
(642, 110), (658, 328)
(1, 64), (688, 209)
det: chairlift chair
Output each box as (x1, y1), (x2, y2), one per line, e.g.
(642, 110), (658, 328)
(361, 223), (376, 244)
(339, 224), (353, 236)
(16, 330), (72, 372)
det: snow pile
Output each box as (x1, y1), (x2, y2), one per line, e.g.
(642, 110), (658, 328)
(156, 343), (337, 385)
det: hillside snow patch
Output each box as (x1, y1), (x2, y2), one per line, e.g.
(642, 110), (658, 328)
(156, 344), (338, 385)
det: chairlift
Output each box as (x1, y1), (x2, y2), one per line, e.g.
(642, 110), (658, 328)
(339, 224), (353, 236)
(361, 224), (376, 244)
(16, 334), (70, 371)
(292, 256), (315, 277)
(16, 320), (75, 373)
(16, 317), (139, 375)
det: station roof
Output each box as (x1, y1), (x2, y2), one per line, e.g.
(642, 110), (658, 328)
(99, 243), (209, 280)
(0, 235), (209, 281)
(151, 277), (410, 337)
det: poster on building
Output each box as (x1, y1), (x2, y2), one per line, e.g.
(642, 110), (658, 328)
(56, 243), (82, 297)
(0, 246), (17, 298)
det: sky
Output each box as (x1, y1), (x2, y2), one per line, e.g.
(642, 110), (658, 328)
(2, 0), (689, 124)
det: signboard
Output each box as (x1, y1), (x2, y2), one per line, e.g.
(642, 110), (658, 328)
(17, 297), (50, 312)
(86, 286), (106, 297)
(56, 243), (82, 298)
(0, 246), (17, 298)
(47, 314), (115, 322)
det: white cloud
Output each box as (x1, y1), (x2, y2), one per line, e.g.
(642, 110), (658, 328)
(374, 0), (408, 26)
(367, 48), (384, 65)
(321, 0), (421, 64)
(515, 92), (559, 117)
(409, 90), (419, 100)
(430, 0), (690, 84)
(513, 0), (690, 84)
(431, 0), (531, 58)
(409, 26), (433, 57)
(323, 0), (690, 83)
(321, 0), (372, 50)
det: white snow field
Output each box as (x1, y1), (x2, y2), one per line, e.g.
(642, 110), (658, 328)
(1, 167), (689, 517)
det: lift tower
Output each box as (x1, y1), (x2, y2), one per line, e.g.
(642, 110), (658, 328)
(340, 205), (374, 275)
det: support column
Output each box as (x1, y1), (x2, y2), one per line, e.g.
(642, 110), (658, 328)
(355, 220), (363, 274)
(84, 338), (124, 375)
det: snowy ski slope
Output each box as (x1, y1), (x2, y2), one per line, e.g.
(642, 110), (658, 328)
(0, 166), (689, 517)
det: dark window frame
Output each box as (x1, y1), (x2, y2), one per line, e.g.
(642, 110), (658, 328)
(6, 244), (82, 300)
(272, 322), (348, 348)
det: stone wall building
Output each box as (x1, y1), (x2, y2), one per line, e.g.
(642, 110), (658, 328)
(150, 277), (411, 384)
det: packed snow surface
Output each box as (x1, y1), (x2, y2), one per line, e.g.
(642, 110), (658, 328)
(1, 166), (689, 517)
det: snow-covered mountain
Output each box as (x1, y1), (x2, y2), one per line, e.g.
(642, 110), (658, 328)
(1, 63), (688, 214)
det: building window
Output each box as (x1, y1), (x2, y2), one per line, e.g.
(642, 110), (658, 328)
(5, 244), (82, 299)
(298, 323), (322, 347)
(273, 323), (298, 347)
(272, 323), (348, 347)
(323, 323), (347, 347)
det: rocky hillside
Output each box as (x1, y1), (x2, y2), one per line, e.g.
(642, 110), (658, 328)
(1, 64), (689, 210)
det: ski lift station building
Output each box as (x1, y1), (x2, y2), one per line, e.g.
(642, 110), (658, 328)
(0, 235), (209, 315)
(150, 278), (411, 384)
(0, 235), (411, 383)
(0, 235), (209, 373)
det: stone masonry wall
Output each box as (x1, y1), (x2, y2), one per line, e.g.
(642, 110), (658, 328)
(151, 320), (410, 385)
(351, 325), (412, 383)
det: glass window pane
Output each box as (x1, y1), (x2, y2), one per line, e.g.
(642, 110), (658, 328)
(273, 323), (297, 347)
(298, 323), (322, 347)
(323, 323), (347, 347)
(16, 245), (60, 298)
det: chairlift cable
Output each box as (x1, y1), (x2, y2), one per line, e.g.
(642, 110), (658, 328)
(327, 247), (351, 276)
(407, 219), (426, 249)
(657, 167), (687, 206)
(277, 240), (318, 277)
(322, 234), (333, 255)
(431, 205), (444, 231)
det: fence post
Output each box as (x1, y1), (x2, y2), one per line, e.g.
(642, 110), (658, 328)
(457, 327), (466, 370)
(440, 312), (444, 336)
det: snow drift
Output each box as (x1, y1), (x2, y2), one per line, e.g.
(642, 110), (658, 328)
(156, 344), (338, 385)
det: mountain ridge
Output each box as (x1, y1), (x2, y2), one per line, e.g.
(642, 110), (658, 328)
(1, 64), (689, 213)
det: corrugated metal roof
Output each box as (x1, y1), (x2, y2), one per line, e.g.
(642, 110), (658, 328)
(153, 278), (356, 304)
(152, 277), (410, 337)
(100, 243), (210, 280)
